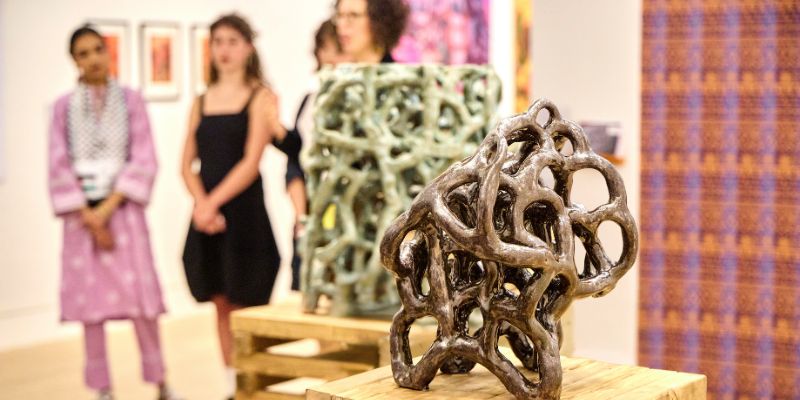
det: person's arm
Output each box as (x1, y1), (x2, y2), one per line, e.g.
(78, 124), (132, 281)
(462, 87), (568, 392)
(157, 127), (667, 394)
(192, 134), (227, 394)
(47, 96), (113, 249)
(93, 192), (125, 223)
(112, 90), (158, 207)
(264, 89), (287, 142)
(284, 135), (306, 236)
(197, 87), (277, 219)
(273, 92), (309, 158)
(47, 97), (87, 216)
(287, 178), (307, 237)
(181, 97), (226, 233)
(181, 97), (208, 202)
(273, 128), (302, 156)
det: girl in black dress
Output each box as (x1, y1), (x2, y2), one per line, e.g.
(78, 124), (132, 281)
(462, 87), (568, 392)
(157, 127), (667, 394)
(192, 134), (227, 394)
(180, 14), (284, 399)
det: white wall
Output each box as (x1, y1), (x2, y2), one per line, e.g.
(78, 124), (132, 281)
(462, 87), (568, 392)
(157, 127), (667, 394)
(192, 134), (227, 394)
(531, 0), (642, 365)
(0, 0), (332, 350)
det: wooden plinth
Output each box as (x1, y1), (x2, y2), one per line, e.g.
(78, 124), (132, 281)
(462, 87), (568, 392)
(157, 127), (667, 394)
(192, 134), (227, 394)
(307, 349), (707, 400)
(231, 294), (433, 400)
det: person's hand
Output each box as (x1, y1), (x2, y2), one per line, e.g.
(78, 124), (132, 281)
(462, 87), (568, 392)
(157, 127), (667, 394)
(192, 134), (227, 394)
(80, 207), (115, 250)
(193, 198), (227, 234)
(80, 208), (104, 231)
(192, 198), (217, 230)
(91, 225), (115, 250)
(93, 198), (120, 226)
(205, 212), (227, 235)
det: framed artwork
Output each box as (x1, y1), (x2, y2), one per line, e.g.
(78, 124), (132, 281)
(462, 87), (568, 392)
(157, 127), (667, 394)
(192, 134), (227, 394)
(87, 20), (131, 84)
(514, 0), (532, 113)
(140, 22), (180, 101)
(392, 0), (489, 65)
(190, 24), (211, 96)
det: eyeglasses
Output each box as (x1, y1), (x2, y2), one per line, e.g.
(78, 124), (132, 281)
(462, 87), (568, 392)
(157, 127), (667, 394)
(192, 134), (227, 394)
(333, 11), (367, 25)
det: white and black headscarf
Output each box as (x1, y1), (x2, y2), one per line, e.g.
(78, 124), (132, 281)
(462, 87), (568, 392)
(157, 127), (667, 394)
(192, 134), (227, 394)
(67, 79), (129, 201)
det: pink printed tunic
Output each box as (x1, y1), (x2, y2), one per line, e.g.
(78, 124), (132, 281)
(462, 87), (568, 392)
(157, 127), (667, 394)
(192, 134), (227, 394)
(48, 87), (165, 323)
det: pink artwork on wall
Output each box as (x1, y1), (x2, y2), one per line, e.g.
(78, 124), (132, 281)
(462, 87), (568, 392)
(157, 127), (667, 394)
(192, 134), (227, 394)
(392, 0), (489, 65)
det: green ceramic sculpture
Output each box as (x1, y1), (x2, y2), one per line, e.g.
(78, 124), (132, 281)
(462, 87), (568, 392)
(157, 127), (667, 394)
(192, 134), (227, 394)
(300, 64), (500, 316)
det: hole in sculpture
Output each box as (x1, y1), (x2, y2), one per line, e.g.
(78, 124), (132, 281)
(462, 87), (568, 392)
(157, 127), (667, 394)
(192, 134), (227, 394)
(573, 234), (592, 279)
(409, 316), (439, 366)
(493, 188), (514, 233)
(597, 221), (624, 264)
(503, 282), (521, 298)
(555, 135), (574, 156)
(535, 107), (551, 128)
(523, 202), (560, 253)
(569, 168), (609, 212)
(539, 166), (556, 190)
(536, 274), (569, 327)
(469, 260), (486, 284)
(446, 184), (478, 229)
(420, 275), (431, 296)
(321, 204), (338, 231)
(468, 307), (484, 338)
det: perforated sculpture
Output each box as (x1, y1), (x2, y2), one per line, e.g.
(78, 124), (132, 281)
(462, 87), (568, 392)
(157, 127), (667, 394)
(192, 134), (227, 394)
(301, 64), (501, 316)
(380, 99), (638, 399)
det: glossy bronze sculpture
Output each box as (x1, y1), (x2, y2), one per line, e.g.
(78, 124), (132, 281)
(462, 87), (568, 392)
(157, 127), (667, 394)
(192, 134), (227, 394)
(380, 99), (638, 399)
(301, 64), (501, 316)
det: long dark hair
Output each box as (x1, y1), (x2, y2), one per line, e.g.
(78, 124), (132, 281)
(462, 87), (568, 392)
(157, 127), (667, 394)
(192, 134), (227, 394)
(208, 14), (264, 85)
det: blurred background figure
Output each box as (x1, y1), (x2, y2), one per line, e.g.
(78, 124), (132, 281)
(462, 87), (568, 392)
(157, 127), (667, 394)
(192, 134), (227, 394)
(48, 25), (181, 400)
(277, 18), (347, 292)
(334, 0), (409, 63)
(179, 14), (284, 400)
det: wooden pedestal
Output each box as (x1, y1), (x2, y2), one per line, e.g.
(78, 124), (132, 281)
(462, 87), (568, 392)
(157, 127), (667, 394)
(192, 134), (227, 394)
(231, 295), (433, 400)
(307, 349), (707, 400)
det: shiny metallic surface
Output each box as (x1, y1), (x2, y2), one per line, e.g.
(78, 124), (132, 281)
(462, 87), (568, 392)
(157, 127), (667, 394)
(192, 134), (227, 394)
(380, 99), (638, 399)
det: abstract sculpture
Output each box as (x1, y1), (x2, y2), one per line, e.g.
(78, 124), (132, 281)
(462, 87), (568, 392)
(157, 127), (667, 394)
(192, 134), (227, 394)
(301, 64), (501, 316)
(380, 99), (638, 399)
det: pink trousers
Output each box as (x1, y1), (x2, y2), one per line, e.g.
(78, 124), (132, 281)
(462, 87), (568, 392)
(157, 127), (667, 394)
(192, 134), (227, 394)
(83, 318), (165, 390)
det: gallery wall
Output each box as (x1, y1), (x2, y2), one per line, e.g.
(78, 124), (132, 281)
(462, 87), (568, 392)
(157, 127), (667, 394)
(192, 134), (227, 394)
(0, 0), (333, 350)
(532, 0), (642, 365)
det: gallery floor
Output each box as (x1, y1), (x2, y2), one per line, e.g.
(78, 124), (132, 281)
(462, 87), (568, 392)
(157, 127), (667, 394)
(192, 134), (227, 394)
(0, 309), (317, 400)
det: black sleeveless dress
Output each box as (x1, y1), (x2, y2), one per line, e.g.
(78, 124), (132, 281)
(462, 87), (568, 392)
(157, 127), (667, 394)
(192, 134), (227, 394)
(182, 89), (281, 306)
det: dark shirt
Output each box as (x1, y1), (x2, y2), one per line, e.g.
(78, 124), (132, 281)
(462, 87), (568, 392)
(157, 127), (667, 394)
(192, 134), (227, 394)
(273, 52), (396, 185)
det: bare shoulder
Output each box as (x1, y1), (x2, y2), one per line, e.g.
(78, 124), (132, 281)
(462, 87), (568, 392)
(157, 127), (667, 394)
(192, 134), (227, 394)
(251, 83), (277, 106)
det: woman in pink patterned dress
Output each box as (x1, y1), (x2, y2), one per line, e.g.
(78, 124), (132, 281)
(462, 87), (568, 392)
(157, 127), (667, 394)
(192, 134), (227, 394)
(48, 25), (180, 400)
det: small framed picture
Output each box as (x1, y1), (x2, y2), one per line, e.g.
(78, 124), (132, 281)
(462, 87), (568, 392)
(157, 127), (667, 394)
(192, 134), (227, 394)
(190, 24), (211, 96)
(140, 22), (181, 101)
(87, 20), (131, 84)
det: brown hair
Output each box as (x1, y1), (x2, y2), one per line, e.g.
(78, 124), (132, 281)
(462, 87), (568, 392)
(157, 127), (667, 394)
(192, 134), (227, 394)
(336, 0), (410, 53)
(314, 19), (340, 70)
(208, 14), (263, 84)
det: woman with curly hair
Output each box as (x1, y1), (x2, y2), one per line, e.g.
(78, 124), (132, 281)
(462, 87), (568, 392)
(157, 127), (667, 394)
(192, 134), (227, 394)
(334, 0), (409, 63)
